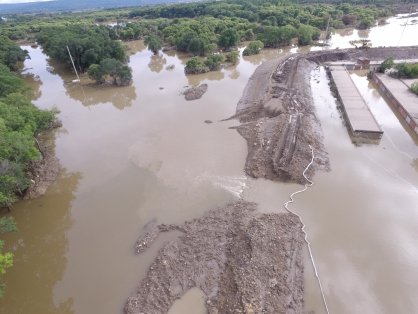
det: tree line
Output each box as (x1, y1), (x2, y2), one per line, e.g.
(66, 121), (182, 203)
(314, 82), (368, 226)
(0, 37), (57, 297)
(36, 25), (133, 85)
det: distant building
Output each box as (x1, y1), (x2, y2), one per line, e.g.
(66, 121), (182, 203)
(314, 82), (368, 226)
(357, 57), (370, 67)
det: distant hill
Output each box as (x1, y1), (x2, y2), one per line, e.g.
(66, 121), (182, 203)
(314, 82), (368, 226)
(0, 0), (198, 14)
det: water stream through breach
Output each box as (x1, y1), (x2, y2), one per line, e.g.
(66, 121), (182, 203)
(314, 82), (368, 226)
(1, 13), (418, 314)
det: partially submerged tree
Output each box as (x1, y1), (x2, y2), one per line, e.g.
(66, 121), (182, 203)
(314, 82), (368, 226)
(184, 57), (209, 74)
(0, 217), (16, 298)
(88, 58), (132, 86)
(225, 51), (239, 64)
(145, 35), (163, 55)
(243, 41), (264, 56)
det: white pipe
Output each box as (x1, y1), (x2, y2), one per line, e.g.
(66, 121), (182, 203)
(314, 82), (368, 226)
(283, 145), (330, 314)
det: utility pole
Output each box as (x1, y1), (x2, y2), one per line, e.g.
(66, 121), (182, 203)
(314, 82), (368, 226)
(66, 45), (81, 83)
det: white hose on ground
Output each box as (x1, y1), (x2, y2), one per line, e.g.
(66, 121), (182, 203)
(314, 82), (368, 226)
(283, 145), (330, 314)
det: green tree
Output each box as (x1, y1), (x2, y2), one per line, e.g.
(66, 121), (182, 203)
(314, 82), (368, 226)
(379, 57), (394, 73)
(243, 40), (264, 56)
(410, 82), (418, 96)
(0, 36), (28, 71)
(145, 35), (163, 55)
(185, 57), (209, 74)
(204, 54), (224, 71)
(225, 51), (240, 64)
(218, 28), (239, 50)
(0, 217), (17, 298)
(88, 58), (132, 85)
(297, 24), (318, 46)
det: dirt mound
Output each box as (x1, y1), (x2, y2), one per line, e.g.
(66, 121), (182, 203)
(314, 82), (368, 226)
(232, 55), (329, 184)
(125, 201), (304, 314)
(183, 84), (208, 101)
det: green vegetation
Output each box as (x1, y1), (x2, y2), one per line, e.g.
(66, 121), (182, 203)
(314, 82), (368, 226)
(0, 36), (28, 71)
(0, 0), (393, 62)
(36, 25), (127, 74)
(87, 58), (132, 85)
(0, 41), (53, 298)
(0, 43), (55, 210)
(0, 217), (16, 298)
(410, 82), (418, 96)
(185, 57), (209, 75)
(379, 57), (395, 73)
(218, 28), (240, 51)
(225, 50), (240, 64)
(243, 41), (264, 56)
(204, 54), (224, 71)
(395, 63), (418, 78)
(145, 35), (163, 55)
(297, 24), (320, 45)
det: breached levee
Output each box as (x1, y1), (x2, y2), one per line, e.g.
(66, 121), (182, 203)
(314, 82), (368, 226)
(232, 46), (418, 183)
(231, 55), (329, 183)
(124, 46), (418, 314)
(125, 201), (304, 314)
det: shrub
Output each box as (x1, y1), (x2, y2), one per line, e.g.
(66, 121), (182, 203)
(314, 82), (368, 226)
(225, 51), (239, 64)
(185, 57), (209, 74)
(204, 54), (224, 71)
(410, 81), (418, 96)
(379, 57), (394, 73)
(243, 40), (264, 56)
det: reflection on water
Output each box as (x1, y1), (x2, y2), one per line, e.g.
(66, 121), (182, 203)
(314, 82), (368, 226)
(301, 67), (418, 313)
(21, 73), (42, 100)
(0, 171), (81, 314)
(325, 13), (418, 49)
(65, 82), (137, 109)
(148, 55), (167, 73)
(3, 13), (418, 314)
(167, 287), (206, 314)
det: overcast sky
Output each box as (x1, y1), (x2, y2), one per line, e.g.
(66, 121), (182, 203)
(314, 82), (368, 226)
(0, 0), (53, 4)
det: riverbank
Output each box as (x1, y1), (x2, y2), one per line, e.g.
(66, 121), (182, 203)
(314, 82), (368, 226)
(24, 126), (61, 201)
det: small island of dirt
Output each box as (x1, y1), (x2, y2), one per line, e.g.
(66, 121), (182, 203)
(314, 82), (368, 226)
(183, 84), (208, 101)
(125, 201), (304, 314)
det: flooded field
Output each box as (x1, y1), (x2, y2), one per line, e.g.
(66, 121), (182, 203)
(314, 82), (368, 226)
(1, 13), (418, 314)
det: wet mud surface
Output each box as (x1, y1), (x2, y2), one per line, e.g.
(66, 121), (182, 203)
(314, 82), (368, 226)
(125, 45), (418, 313)
(183, 84), (208, 101)
(125, 201), (304, 314)
(232, 46), (418, 184)
(232, 56), (329, 184)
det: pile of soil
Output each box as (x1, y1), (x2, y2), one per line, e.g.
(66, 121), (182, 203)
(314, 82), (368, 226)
(125, 201), (304, 314)
(231, 46), (418, 184)
(231, 56), (329, 184)
(183, 84), (208, 101)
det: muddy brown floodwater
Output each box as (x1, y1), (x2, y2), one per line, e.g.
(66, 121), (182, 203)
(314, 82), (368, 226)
(1, 12), (418, 314)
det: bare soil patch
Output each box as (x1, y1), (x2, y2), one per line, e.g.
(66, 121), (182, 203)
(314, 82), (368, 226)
(125, 201), (304, 314)
(183, 84), (208, 101)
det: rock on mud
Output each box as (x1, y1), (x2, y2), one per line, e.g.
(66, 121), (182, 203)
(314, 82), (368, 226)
(125, 201), (304, 314)
(183, 84), (208, 101)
